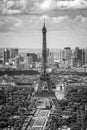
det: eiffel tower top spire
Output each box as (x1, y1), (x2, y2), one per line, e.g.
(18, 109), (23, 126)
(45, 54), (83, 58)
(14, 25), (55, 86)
(44, 19), (45, 27)
(42, 19), (47, 33)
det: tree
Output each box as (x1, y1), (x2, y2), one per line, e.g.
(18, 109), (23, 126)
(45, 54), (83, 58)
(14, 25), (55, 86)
(65, 85), (87, 130)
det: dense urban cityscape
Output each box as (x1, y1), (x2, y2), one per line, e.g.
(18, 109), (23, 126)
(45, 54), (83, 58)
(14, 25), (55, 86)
(0, 21), (87, 130)
(0, 0), (87, 129)
(0, 46), (87, 72)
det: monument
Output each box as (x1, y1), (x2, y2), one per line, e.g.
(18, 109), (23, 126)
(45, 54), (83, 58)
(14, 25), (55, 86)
(36, 21), (55, 96)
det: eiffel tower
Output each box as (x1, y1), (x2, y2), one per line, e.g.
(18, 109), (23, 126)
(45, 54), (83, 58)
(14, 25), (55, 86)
(37, 21), (55, 95)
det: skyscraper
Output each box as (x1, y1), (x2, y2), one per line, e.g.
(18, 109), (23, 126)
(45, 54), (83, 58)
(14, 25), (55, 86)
(3, 48), (10, 64)
(85, 48), (87, 64)
(15, 56), (20, 69)
(64, 47), (72, 61)
(82, 49), (85, 66)
(10, 48), (18, 59)
(74, 47), (86, 67)
(26, 53), (37, 62)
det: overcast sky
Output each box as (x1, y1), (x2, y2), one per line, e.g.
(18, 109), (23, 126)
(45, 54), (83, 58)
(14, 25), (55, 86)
(0, 0), (87, 49)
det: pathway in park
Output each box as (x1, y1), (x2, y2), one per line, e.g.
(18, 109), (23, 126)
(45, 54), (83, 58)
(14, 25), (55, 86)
(27, 97), (51, 130)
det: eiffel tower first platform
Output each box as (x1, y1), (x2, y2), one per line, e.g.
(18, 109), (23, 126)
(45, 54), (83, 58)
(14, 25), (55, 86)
(35, 21), (55, 97)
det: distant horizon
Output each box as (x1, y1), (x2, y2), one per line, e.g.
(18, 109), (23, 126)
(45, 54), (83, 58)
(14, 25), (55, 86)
(0, 47), (87, 50)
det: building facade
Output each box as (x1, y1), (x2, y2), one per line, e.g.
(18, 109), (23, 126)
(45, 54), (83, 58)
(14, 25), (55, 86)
(3, 48), (10, 64)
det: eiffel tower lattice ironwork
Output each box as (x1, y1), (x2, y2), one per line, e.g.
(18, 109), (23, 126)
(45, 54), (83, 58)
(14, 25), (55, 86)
(37, 21), (53, 93)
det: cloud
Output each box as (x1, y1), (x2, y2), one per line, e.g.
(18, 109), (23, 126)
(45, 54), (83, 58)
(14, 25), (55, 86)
(40, 14), (68, 23)
(0, 17), (22, 32)
(37, 0), (55, 10)
(4, 0), (27, 10)
(75, 15), (87, 22)
(1, 0), (87, 15)
(0, 14), (87, 49)
(0, 13), (87, 33)
(38, 15), (74, 31)
(2, 0), (34, 14)
(74, 15), (87, 29)
(39, 14), (87, 31)
(37, 0), (87, 11)
(56, 0), (87, 8)
(2, 9), (22, 15)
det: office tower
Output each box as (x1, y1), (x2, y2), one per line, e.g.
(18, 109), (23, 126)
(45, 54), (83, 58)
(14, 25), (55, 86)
(71, 56), (76, 68)
(64, 47), (72, 61)
(60, 48), (72, 61)
(48, 52), (54, 67)
(0, 51), (3, 64)
(26, 53), (37, 62)
(37, 53), (42, 62)
(26, 56), (33, 68)
(3, 48), (10, 64)
(26, 53), (37, 68)
(15, 56), (20, 69)
(10, 48), (18, 59)
(85, 48), (87, 64)
(60, 49), (65, 61)
(82, 49), (85, 66)
(74, 47), (86, 67)
(60, 47), (72, 68)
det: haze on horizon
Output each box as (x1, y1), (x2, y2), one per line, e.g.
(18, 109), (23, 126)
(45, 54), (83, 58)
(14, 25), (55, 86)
(0, 0), (87, 49)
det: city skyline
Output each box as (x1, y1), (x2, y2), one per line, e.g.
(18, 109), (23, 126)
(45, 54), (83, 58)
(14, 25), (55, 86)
(0, 0), (87, 49)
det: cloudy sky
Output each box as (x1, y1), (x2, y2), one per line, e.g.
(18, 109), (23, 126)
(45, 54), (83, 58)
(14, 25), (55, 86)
(0, 0), (87, 49)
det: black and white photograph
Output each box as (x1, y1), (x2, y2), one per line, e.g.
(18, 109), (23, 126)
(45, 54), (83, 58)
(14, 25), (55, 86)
(0, 0), (87, 130)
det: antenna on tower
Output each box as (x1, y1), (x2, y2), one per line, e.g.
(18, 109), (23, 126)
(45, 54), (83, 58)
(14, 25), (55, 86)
(44, 19), (46, 27)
